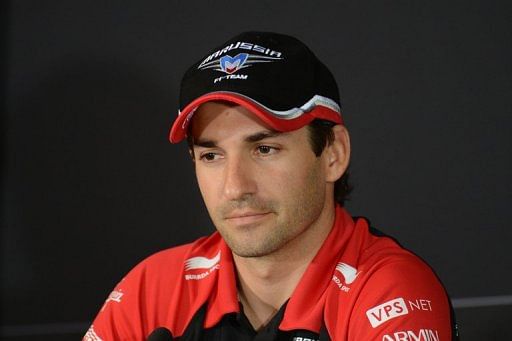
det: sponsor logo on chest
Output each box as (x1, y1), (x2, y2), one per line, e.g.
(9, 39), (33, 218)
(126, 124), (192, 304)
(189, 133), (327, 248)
(366, 298), (409, 328)
(100, 289), (124, 312)
(366, 297), (434, 328)
(382, 329), (439, 341)
(183, 250), (221, 280)
(84, 325), (103, 341)
(332, 262), (360, 292)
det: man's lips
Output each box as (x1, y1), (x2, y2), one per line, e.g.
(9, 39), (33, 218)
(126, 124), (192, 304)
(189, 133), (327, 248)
(224, 211), (272, 224)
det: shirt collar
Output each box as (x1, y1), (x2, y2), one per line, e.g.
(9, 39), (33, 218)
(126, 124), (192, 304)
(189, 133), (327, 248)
(203, 205), (356, 333)
(279, 205), (355, 332)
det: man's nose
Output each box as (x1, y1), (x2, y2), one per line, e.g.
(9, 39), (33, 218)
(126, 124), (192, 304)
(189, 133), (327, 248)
(222, 155), (257, 201)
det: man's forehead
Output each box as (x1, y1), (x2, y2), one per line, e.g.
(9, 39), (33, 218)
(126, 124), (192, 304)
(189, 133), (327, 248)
(192, 129), (286, 147)
(193, 101), (260, 121)
(187, 102), (307, 149)
(189, 101), (276, 136)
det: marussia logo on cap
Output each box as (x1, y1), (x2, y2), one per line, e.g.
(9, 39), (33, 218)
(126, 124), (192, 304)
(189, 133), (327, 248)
(198, 52), (283, 76)
(220, 53), (249, 74)
(198, 41), (282, 68)
(197, 42), (283, 84)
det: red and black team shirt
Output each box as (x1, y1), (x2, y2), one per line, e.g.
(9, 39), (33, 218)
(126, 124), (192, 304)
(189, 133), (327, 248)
(84, 206), (458, 340)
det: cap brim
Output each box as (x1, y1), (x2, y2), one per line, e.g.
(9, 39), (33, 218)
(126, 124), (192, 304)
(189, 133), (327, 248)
(169, 92), (342, 143)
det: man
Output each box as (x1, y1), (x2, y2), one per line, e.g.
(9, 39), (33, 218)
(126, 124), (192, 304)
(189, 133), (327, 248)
(85, 32), (457, 340)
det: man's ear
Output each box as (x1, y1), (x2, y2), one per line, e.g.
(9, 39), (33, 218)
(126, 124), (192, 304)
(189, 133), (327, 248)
(187, 134), (196, 162)
(188, 148), (196, 162)
(324, 125), (351, 182)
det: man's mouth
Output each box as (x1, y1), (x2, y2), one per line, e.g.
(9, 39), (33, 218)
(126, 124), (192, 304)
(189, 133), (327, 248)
(224, 211), (272, 225)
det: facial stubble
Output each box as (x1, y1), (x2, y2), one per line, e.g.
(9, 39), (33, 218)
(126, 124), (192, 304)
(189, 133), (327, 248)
(213, 159), (326, 258)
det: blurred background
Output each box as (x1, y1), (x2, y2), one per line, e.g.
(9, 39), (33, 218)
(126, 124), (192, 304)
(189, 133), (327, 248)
(2, 1), (511, 339)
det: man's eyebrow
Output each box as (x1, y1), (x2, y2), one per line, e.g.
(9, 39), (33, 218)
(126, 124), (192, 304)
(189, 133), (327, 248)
(193, 130), (284, 147)
(193, 139), (217, 148)
(245, 130), (284, 143)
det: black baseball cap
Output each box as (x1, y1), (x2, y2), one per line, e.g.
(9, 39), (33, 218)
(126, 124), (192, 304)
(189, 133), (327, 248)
(169, 31), (343, 143)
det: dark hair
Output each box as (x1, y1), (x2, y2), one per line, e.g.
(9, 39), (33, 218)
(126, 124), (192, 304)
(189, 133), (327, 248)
(307, 119), (352, 206)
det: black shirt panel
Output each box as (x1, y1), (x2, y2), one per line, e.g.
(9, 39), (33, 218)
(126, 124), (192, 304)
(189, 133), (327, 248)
(178, 302), (325, 341)
(175, 303), (207, 340)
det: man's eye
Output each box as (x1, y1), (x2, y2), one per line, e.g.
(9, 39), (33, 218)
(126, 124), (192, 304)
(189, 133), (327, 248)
(200, 152), (219, 161)
(256, 145), (278, 155)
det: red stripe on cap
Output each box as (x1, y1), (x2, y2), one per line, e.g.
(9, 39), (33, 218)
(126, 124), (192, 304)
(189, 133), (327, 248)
(169, 93), (342, 143)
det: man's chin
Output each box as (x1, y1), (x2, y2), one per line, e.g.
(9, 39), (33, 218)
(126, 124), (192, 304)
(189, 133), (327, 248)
(230, 247), (275, 258)
(225, 235), (285, 258)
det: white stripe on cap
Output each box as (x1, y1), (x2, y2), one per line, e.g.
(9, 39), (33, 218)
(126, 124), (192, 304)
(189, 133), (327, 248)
(212, 92), (341, 120)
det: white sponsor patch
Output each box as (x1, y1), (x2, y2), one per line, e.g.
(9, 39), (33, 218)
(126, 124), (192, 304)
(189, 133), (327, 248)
(107, 290), (123, 303)
(183, 251), (221, 280)
(366, 297), (409, 328)
(184, 251), (221, 270)
(100, 289), (124, 312)
(83, 325), (103, 341)
(335, 262), (360, 284)
(382, 329), (439, 341)
(408, 298), (433, 312)
(332, 262), (360, 292)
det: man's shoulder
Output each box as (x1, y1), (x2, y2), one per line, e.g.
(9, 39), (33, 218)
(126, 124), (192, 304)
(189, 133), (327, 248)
(353, 218), (435, 275)
(85, 232), (227, 340)
(324, 218), (455, 340)
(345, 218), (451, 319)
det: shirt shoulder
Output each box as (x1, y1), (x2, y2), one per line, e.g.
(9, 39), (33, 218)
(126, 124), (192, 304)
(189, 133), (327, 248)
(84, 233), (222, 341)
(341, 220), (455, 340)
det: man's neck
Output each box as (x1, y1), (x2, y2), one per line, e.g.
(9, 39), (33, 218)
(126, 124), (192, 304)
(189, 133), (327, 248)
(233, 203), (336, 330)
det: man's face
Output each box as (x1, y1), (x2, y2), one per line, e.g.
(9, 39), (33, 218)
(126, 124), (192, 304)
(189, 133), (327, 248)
(190, 102), (333, 258)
